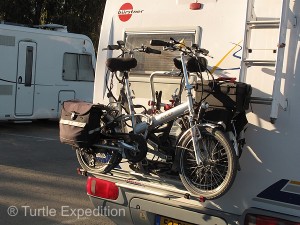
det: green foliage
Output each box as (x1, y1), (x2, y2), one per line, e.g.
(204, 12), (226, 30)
(0, 0), (106, 50)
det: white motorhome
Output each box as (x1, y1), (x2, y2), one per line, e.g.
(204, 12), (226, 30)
(86, 0), (300, 224)
(0, 23), (95, 121)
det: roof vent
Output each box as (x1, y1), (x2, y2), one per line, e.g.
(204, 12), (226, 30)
(34, 24), (68, 32)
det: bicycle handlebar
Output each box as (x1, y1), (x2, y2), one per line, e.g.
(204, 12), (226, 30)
(150, 39), (210, 56)
(194, 47), (209, 56)
(103, 41), (161, 55)
(144, 47), (161, 54)
(150, 40), (171, 47)
(106, 45), (120, 50)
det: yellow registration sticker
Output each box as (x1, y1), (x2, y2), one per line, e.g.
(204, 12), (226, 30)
(156, 215), (195, 225)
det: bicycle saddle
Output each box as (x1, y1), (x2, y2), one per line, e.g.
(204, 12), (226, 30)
(106, 58), (137, 72)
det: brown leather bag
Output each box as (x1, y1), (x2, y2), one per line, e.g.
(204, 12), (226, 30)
(59, 100), (104, 148)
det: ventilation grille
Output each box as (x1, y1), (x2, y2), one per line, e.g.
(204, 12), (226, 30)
(0, 35), (15, 46)
(0, 85), (13, 95)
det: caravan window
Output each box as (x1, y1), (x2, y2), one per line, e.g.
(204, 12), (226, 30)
(78, 55), (94, 81)
(62, 53), (77, 81)
(125, 31), (197, 74)
(25, 46), (34, 86)
(62, 53), (94, 81)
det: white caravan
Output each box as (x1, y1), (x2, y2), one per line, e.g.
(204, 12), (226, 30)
(87, 0), (300, 225)
(0, 23), (95, 121)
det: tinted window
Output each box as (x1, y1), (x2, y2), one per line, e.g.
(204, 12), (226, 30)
(63, 53), (94, 81)
(25, 46), (33, 86)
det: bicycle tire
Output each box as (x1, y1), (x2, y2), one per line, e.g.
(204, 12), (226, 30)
(76, 147), (122, 173)
(178, 126), (237, 199)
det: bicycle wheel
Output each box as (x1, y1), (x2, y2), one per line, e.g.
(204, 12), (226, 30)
(178, 126), (237, 199)
(76, 105), (123, 173)
(76, 146), (122, 173)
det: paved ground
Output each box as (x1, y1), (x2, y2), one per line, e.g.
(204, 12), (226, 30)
(0, 120), (115, 225)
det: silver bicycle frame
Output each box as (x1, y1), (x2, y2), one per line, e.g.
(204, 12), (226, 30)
(124, 52), (203, 165)
(179, 52), (202, 165)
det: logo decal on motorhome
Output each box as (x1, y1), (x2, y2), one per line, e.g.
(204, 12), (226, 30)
(254, 179), (300, 209)
(118, 3), (144, 22)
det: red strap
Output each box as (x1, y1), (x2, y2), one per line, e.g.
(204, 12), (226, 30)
(216, 77), (237, 83)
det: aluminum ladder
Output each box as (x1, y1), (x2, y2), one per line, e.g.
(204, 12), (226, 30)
(240, 0), (290, 123)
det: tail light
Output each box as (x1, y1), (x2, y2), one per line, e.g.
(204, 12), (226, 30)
(86, 177), (119, 200)
(190, 2), (202, 10)
(245, 214), (300, 225)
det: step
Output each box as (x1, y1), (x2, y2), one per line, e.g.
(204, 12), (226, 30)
(247, 20), (280, 29)
(250, 97), (273, 105)
(243, 59), (276, 66)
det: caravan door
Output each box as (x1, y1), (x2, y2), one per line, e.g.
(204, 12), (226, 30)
(15, 41), (37, 116)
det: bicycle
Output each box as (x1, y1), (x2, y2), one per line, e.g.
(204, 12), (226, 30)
(149, 39), (240, 199)
(66, 39), (248, 199)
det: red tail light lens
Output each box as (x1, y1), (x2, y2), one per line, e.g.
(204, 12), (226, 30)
(245, 214), (300, 225)
(190, 3), (202, 10)
(86, 177), (119, 200)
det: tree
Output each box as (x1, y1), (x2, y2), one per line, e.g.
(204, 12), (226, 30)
(0, 0), (106, 50)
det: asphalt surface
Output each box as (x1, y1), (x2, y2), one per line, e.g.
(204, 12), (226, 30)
(0, 120), (115, 225)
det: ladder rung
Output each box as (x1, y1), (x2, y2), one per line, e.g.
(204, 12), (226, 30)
(247, 20), (280, 28)
(243, 59), (276, 66)
(250, 97), (273, 105)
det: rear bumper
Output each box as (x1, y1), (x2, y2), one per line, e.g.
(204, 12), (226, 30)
(84, 172), (300, 225)
(88, 193), (240, 225)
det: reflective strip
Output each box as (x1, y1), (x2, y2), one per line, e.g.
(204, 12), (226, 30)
(60, 119), (86, 128)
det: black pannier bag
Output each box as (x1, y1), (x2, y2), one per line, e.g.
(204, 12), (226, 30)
(203, 108), (248, 134)
(195, 79), (252, 112)
(195, 79), (252, 131)
(59, 100), (104, 148)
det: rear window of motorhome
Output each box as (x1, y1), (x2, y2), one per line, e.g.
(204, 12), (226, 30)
(125, 31), (196, 74)
(62, 53), (94, 81)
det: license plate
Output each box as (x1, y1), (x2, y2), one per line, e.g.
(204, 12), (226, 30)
(155, 215), (195, 225)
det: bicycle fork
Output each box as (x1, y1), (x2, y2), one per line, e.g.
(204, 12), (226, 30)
(180, 52), (203, 166)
